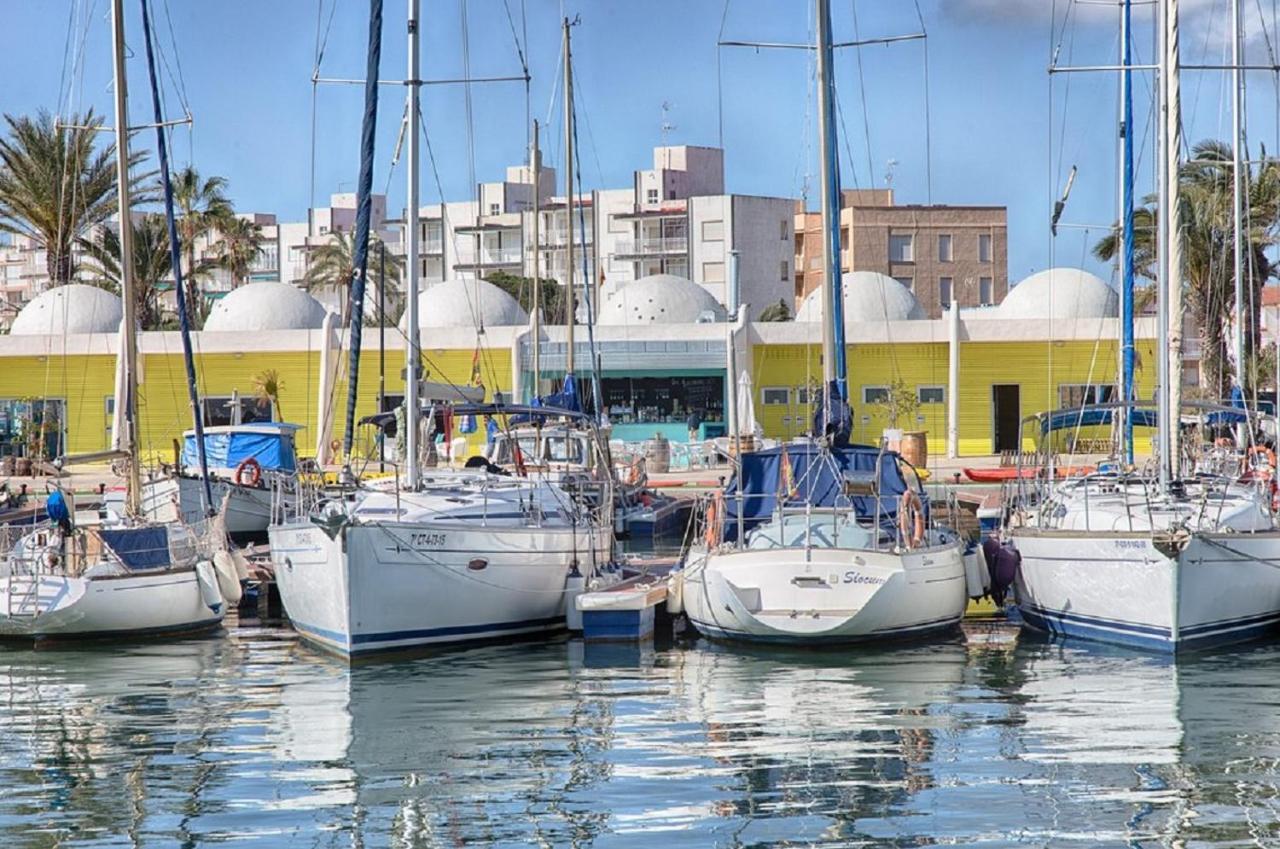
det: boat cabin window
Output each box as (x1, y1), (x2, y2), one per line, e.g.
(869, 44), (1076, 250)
(544, 436), (588, 465)
(202, 396), (273, 427)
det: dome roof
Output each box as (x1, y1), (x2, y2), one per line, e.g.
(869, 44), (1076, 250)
(999, 267), (1118, 320)
(795, 271), (926, 323)
(204, 282), (329, 332)
(10, 284), (123, 335)
(598, 274), (726, 325)
(400, 278), (529, 330)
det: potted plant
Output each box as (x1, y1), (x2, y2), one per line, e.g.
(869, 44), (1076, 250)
(876, 379), (926, 466)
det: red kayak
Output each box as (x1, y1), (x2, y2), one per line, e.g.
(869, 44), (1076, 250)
(963, 466), (1096, 483)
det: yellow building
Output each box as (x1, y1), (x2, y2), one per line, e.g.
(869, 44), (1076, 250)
(0, 270), (1152, 466)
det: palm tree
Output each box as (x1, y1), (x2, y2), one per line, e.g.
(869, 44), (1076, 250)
(0, 110), (149, 285)
(251, 368), (283, 421)
(78, 213), (173, 330)
(208, 216), (264, 289)
(1094, 139), (1280, 396)
(173, 166), (232, 321)
(303, 229), (402, 325)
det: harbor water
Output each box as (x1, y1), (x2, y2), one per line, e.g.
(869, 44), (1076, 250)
(1, 622), (1278, 846)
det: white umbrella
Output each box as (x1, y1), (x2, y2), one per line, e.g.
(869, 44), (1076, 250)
(736, 371), (760, 439)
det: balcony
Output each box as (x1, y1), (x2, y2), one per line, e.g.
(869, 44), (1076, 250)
(611, 237), (688, 259)
(453, 245), (523, 272)
(537, 229), (594, 248)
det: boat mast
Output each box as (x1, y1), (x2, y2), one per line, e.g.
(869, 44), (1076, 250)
(110, 0), (142, 516)
(1165, 0), (1184, 480)
(563, 17), (576, 381)
(816, 0), (847, 409)
(530, 119), (541, 399)
(405, 0), (421, 489)
(1120, 0), (1136, 463)
(1231, 0), (1245, 394)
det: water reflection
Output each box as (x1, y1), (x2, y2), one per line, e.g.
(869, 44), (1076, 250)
(0, 627), (1277, 846)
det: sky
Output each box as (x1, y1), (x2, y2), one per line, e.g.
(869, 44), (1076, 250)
(4, 0), (1280, 286)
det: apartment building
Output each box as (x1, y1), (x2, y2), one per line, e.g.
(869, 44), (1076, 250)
(416, 145), (795, 320)
(795, 189), (1007, 319)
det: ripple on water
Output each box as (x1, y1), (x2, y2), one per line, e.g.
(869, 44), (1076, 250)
(0, 624), (1278, 846)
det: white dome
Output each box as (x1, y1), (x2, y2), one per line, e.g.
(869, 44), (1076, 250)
(400, 279), (528, 330)
(204, 282), (329, 332)
(795, 271), (926, 323)
(598, 274), (726, 325)
(10, 284), (123, 335)
(999, 267), (1118, 320)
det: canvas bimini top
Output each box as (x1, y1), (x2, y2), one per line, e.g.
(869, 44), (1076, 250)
(180, 422), (302, 474)
(720, 443), (918, 541)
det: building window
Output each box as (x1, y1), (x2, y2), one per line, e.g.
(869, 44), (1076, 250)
(761, 387), (790, 405)
(940, 277), (953, 307)
(1058, 384), (1115, 408)
(646, 188), (659, 204)
(702, 220), (724, 241)
(938, 234), (952, 262)
(894, 276), (914, 292)
(780, 260), (789, 281)
(488, 203), (501, 216)
(918, 386), (945, 405)
(863, 386), (890, 405)
(889, 234), (913, 262)
(979, 233), (993, 263)
(796, 385), (812, 405)
(702, 261), (725, 283)
(979, 276), (993, 305)
(780, 219), (789, 240)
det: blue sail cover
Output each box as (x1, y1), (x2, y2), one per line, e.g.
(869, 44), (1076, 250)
(1041, 407), (1158, 434)
(99, 527), (171, 571)
(1205, 385), (1248, 425)
(182, 430), (297, 473)
(721, 444), (913, 541)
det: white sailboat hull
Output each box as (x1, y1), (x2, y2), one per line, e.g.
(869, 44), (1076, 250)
(682, 540), (967, 644)
(142, 475), (288, 535)
(0, 568), (224, 641)
(1011, 530), (1280, 651)
(269, 520), (612, 658)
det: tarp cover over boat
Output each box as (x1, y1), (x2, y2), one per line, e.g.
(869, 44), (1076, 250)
(181, 428), (297, 473)
(721, 444), (916, 541)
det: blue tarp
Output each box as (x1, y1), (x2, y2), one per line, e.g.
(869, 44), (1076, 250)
(181, 430), (296, 473)
(721, 444), (915, 541)
(1205, 385), (1248, 425)
(99, 527), (171, 571)
(1041, 407), (1159, 434)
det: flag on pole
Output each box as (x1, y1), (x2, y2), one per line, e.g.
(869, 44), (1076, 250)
(470, 347), (482, 385)
(779, 445), (797, 500)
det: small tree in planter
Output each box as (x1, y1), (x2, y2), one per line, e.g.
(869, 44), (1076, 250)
(875, 379), (920, 449)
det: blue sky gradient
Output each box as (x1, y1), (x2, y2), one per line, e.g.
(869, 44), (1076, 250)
(3, 0), (1278, 285)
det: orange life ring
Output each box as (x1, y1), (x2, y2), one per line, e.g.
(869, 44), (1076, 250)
(899, 489), (925, 549)
(623, 460), (643, 486)
(703, 494), (723, 548)
(234, 457), (262, 487)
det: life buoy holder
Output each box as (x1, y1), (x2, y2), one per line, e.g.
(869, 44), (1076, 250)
(899, 489), (926, 549)
(234, 457), (263, 488)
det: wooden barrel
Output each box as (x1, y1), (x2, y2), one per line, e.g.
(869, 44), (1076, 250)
(644, 435), (671, 474)
(900, 431), (928, 469)
(0, 456), (13, 476)
(13, 457), (32, 477)
(729, 434), (755, 457)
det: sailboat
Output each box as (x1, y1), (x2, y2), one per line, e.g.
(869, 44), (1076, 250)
(268, 0), (613, 659)
(0, 0), (232, 641)
(1005, 0), (1280, 651)
(680, 0), (968, 645)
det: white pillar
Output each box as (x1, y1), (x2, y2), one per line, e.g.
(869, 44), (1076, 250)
(947, 303), (960, 459)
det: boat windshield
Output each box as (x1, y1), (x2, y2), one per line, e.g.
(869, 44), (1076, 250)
(746, 513), (874, 550)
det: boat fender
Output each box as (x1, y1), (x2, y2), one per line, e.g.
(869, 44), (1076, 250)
(212, 551), (244, 604)
(980, 537), (1019, 607)
(234, 457), (262, 488)
(963, 543), (989, 599)
(565, 570), (587, 631)
(667, 569), (685, 615)
(194, 561), (224, 615)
